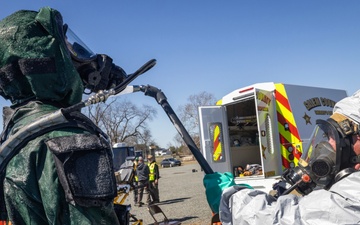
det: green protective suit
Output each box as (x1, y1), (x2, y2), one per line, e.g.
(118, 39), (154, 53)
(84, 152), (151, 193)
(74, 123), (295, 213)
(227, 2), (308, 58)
(0, 7), (83, 106)
(3, 102), (119, 225)
(0, 7), (120, 225)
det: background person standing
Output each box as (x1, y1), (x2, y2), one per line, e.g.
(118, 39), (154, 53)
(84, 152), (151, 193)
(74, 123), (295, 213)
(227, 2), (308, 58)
(135, 157), (149, 207)
(147, 154), (160, 204)
(133, 157), (139, 205)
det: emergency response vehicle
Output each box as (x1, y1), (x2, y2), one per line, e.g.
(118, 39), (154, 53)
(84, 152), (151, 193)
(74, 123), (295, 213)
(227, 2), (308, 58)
(198, 82), (347, 191)
(112, 142), (135, 171)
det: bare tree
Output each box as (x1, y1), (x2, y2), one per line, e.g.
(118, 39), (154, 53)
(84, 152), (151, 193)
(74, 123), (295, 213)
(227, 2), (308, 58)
(85, 99), (116, 127)
(127, 128), (153, 146)
(84, 99), (157, 145)
(178, 91), (216, 135)
(173, 133), (184, 148)
(177, 91), (216, 151)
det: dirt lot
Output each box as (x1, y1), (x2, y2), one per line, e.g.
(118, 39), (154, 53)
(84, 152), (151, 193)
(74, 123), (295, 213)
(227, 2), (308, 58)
(121, 161), (213, 225)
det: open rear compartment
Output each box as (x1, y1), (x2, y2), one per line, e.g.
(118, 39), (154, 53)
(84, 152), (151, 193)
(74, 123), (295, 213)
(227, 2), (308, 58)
(226, 98), (264, 180)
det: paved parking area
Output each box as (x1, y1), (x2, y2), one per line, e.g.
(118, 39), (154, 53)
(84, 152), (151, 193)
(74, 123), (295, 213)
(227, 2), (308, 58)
(121, 162), (212, 225)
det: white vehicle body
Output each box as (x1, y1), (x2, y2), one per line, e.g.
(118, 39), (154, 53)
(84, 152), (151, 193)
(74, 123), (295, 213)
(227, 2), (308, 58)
(112, 142), (135, 171)
(198, 82), (347, 192)
(155, 149), (171, 156)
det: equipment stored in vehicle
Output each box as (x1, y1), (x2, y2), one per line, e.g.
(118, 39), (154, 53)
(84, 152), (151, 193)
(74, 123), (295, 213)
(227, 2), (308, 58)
(198, 82), (347, 192)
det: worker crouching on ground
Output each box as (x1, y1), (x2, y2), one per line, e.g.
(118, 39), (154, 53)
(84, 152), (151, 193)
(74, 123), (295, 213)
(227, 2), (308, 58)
(208, 90), (360, 224)
(147, 154), (160, 205)
(0, 7), (128, 224)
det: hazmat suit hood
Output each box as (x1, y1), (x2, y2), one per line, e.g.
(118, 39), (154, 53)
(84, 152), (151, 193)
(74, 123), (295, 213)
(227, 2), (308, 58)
(0, 7), (83, 106)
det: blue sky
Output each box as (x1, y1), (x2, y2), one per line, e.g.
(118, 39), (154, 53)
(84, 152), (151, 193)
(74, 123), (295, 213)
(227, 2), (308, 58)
(1, 1), (360, 148)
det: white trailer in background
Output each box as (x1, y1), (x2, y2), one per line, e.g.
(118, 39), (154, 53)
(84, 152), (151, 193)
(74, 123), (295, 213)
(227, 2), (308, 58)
(112, 142), (135, 171)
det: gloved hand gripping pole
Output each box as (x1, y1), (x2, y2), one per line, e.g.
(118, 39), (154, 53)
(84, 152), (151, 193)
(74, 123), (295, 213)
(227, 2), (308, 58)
(139, 85), (214, 175)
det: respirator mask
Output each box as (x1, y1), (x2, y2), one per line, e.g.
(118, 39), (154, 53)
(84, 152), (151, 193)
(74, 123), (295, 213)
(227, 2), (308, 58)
(278, 116), (358, 197)
(64, 25), (127, 93)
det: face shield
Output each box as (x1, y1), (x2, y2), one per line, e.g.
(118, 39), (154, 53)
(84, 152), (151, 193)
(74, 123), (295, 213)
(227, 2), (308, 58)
(280, 119), (345, 196)
(63, 24), (127, 93)
(301, 119), (340, 188)
(64, 27), (97, 61)
(277, 112), (360, 197)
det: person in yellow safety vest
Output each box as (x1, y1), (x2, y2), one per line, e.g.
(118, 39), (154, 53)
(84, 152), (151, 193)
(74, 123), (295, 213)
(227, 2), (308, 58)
(133, 157), (139, 205)
(147, 154), (160, 205)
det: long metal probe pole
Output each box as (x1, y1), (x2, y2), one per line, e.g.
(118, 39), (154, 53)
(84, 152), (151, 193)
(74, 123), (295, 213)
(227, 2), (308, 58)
(140, 85), (214, 174)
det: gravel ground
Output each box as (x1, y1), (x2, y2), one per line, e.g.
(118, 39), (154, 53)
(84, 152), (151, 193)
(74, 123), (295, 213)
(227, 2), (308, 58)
(121, 162), (213, 225)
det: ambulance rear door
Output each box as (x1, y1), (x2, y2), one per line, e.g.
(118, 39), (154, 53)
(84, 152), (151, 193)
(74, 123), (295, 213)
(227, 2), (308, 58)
(254, 88), (282, 177)
(198, 106), (231, 173)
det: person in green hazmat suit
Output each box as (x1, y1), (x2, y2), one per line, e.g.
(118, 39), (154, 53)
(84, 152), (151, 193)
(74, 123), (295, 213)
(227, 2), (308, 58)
(0, 7), (128, 224)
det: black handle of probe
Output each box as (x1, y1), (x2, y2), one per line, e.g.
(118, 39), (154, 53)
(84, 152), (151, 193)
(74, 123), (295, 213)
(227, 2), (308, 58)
(140, 85), (214, 175)
(62, 59), (157, 115)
